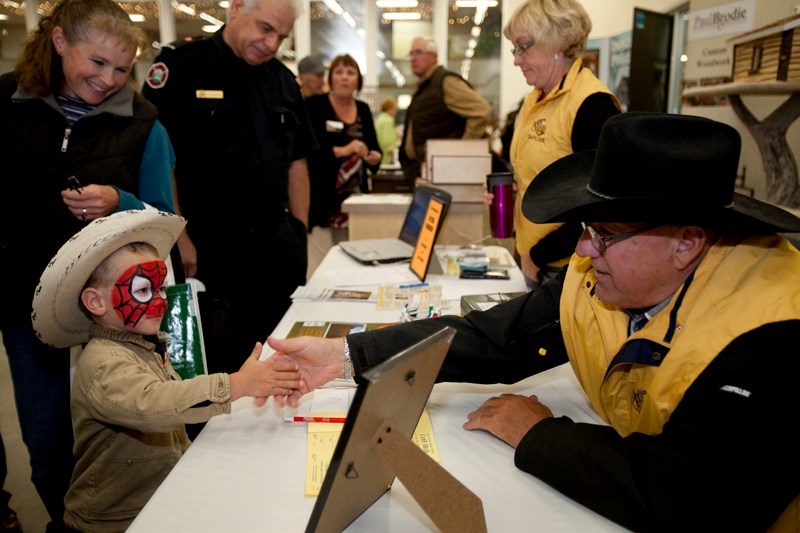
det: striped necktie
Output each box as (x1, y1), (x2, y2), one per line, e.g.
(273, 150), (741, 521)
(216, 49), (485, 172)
(630, 313), (648, 334)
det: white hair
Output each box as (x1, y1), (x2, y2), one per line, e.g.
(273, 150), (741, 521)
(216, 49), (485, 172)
(412, 36), (437, 55)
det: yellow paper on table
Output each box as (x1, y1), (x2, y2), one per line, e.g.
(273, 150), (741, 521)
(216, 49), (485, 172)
(304, 409), (440, 497)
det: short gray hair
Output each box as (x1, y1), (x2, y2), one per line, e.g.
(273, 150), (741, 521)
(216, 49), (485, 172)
(412, 36), (437, 55)
(239, 0), (302, 17)
(503, 0), (591, 58)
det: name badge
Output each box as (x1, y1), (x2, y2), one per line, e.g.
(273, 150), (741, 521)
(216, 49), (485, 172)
(196, 90), (224, 99)
(326, 120), (344, 132)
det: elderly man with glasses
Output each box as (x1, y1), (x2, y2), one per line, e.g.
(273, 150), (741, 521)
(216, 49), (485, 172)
(398, 36), (492, 183)
(270, 113), (800, 532)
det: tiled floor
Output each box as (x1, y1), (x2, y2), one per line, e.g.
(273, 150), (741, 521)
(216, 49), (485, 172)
(0, 334), (51, 533)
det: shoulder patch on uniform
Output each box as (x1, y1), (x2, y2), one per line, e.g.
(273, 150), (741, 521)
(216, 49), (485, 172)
(145, 62), (169, 89)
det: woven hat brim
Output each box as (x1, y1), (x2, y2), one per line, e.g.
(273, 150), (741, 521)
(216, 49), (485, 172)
(31, 210), (186, 348)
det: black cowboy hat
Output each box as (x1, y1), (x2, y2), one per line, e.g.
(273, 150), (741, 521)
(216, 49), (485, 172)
(522, 112), (800, 233)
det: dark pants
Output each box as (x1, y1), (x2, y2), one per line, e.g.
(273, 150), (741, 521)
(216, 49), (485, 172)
(194, 215), (308, 376)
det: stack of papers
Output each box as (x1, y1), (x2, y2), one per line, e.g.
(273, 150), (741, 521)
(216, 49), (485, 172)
(290, 286), (378, 303)
(318, 265), (419, 287)
(302, 388), (441, 496)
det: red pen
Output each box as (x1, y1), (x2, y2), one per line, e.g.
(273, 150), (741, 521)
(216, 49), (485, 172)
(282, 416), (346, 423)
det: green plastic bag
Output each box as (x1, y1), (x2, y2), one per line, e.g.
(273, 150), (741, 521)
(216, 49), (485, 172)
(159, 283), (207, 379)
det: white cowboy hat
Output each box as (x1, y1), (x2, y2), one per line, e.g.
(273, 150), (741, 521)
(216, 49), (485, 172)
(31, 209), (186, 348)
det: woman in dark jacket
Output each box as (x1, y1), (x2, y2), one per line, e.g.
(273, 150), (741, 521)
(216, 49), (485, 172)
(304, 54), (381, 276)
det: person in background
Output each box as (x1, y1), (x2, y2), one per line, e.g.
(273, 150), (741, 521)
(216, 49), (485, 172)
(399, 36), (492, 182)
(142, 0), (315, 375)
(31, 210), (304, 533)
(0, 0), (178, 529)
(487, 0), (620, 288)
(296, 54), (327, 98)
(304, 54), (381, 277)
(0, 433), (22, 533)
(374, 96), (399, 166)
(269, 113), (800, 532)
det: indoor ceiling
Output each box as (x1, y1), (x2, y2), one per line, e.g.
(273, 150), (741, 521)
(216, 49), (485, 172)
(0, 0), (502, 124)
(0, 0), (498, 47)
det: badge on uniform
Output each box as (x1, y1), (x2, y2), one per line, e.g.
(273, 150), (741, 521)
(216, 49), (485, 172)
(196, 90), (224, 99)
(145, 62), (169, 89)
(326, 120), (344, 132)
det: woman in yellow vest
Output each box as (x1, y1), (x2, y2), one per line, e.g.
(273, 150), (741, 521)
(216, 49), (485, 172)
(493, 0), (620, 287)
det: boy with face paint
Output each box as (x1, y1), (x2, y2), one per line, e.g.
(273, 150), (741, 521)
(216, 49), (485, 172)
(31, 210), (304, 533)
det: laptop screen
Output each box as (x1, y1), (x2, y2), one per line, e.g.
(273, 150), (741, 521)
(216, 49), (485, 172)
(398, 185), (452, 245)
(409, 195), (446, 282)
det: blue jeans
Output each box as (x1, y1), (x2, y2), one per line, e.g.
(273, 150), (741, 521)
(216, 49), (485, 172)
(1, 327), (74, 523)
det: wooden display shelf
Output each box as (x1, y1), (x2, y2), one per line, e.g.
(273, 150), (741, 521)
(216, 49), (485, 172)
(682, 81), (800, 207)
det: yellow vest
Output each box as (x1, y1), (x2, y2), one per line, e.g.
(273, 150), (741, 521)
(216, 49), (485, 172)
(510, 59), (618, 267)
(560, 234), (800, 436)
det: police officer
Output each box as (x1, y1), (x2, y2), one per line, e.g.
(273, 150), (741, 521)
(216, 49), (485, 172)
(142, 0), (315, 375)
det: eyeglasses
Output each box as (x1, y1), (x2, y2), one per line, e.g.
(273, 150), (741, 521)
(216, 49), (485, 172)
(511, 40), (535, 57)
(581, 222), (659, 253)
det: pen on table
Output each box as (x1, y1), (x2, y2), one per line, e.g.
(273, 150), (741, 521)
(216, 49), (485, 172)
(282, 416), (346, 423)
(398, 282), (429, 289)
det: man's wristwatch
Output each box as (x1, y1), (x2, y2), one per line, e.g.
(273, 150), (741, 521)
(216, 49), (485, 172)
(342, 337), (354, 381)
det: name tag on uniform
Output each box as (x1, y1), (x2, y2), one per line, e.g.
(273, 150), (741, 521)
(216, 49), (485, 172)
(326, 120), (344, 132)
(196, 89), (224, 99)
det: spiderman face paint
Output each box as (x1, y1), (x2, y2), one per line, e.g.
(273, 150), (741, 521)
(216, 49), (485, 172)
(111, 260), (168, 327)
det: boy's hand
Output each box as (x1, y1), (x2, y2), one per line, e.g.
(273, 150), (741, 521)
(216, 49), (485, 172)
(229, 343), (304, 403)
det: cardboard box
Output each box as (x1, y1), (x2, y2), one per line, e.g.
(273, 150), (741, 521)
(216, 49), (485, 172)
(425, 139), (491, 185)
(420, 182), (485, 203)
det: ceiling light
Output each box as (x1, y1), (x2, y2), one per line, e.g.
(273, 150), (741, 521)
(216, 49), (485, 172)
(382, 12), (421, 20)
(199, 12), (223, 25)
(0, 13), (8, 20)
(128, 13), (145, 22)
(376, 0), (418, 7)
(201, 24), (221, 33)
(217, 0), (229, 7)
(173, 2), (196, 15)
(323, 0), (344, 16)
(455, 0), (498, 7)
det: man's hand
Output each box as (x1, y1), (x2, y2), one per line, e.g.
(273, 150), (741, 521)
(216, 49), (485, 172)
(267, 335), (348, 404)
(463, 393), (553, 448)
